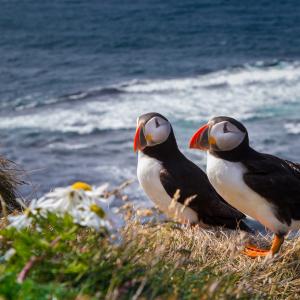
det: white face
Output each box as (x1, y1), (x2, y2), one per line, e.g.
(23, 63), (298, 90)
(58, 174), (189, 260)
(143, 116), (171, 147)
(210, 121), (246, 151)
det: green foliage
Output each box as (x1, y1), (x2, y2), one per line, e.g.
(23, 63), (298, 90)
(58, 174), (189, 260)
(0, 273), (76, 300)
(0, 213), (258, 299)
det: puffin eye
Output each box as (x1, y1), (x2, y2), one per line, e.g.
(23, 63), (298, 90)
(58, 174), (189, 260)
(155, 118), (160, 128)
(223, 122), (229, 133)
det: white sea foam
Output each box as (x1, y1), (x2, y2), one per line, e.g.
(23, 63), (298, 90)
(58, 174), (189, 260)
(285, 123), (300, 135)
(1, 61), (300, 134)
(47, 142), (91, 150)
(121, 61), (300, 92)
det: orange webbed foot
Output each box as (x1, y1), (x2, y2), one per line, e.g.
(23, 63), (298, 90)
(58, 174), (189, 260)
(242, 234), (284, 258)
(242, 245), (270, 258)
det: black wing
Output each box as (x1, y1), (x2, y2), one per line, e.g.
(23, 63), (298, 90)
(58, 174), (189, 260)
(243, 152), (300, 225)
(159, 155), (248, 230)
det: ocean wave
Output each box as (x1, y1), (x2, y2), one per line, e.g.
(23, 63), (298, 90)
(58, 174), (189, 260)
(119, 61), (300, 93)
(10, 87), (125, 111)
(285, 122), (300, 135)
(47, 142), (92, 150)
(1, 61), (300, 134)
(59, 87), (124, 101)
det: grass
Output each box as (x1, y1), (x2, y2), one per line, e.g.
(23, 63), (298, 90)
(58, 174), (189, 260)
(0, 202), (300, 299)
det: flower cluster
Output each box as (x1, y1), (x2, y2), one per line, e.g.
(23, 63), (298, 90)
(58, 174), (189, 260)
(8, 182), (115, 231)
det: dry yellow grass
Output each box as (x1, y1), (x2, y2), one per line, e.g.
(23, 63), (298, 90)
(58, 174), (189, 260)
(122, 215), (300, 299)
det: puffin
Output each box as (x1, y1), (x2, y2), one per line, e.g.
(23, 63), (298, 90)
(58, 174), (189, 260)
(189, 116), (300, 257)
(134, 112), (251, 231)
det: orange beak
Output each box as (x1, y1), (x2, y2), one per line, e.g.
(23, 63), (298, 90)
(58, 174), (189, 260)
(133, 125), (147, 152)
(189, 124), (209, 151)
(133, 125), (141, 152)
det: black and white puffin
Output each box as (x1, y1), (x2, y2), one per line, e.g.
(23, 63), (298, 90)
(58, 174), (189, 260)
(134, 112), (251, 231)
(189, 116), (300, 257)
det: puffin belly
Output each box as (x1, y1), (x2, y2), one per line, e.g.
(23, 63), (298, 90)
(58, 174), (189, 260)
(207, 153), (289, 234)
(137, 152), (199, 224)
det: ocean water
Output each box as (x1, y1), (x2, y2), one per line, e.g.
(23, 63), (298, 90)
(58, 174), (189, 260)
(1, 0), (300, 205)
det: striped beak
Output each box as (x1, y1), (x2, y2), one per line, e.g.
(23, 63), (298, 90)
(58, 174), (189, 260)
(189, 124), (210, 151)
(133, 125), (147, 152)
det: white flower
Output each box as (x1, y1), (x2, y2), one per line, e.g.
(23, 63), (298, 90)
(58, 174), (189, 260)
(8, 214), (31, 230)
(72, 206), (112, 231)
(8, 199), (40, 229)
(37, 187), (88, 213)
(73, 196), (115, 231)
(8, 181), (115, 231)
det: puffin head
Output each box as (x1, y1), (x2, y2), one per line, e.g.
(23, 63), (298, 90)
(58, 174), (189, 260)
(189, 116), (249, 158)
(133, 112), (176, 155)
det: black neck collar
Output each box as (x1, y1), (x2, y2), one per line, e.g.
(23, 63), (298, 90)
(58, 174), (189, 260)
(142, 131), (182, 161)
(209, 137), (255, 162)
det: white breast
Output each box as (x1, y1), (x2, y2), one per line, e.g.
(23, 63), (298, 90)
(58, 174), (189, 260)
(137, 152), (199, 224)
(206, 152), (289, 234)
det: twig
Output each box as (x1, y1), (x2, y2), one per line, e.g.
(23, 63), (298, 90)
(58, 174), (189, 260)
(17, 256), (41, 284)
(0, 194), (7, 219)
(132, 277), (147, 300)
(17, 236), (61, 283)
(106, 179), (134, 199)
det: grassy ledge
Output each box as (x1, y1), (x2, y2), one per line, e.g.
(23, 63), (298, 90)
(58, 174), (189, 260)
(0, 203), (300, 299)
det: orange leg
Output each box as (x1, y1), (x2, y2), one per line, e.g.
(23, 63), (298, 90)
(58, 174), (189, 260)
(242, 234), (284, 258)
